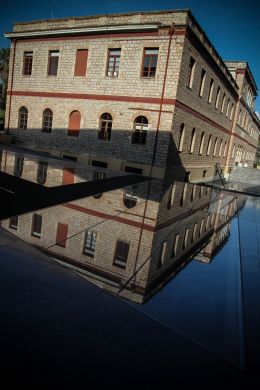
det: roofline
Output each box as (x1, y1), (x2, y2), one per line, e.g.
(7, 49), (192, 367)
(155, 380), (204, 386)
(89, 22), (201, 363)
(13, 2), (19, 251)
(11, 8), (190, 27)
(224, 60), (258, 95)
(4, 24), (160, 39)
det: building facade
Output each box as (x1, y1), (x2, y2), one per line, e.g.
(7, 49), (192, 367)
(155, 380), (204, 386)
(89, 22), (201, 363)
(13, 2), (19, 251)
(4, 9), (260, 182)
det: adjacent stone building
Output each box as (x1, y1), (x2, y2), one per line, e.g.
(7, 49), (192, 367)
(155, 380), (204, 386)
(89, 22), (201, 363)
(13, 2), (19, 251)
(4, 9), (260, 182)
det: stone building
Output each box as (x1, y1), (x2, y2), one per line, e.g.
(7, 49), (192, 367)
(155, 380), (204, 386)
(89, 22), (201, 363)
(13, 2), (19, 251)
(4, 9), (260, 182)
(1, 150), (242, 302)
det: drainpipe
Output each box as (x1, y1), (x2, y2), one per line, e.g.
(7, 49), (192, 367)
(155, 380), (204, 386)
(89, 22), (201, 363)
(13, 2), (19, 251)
(6, 39), (17, 133)
(129, 26), (175, 290)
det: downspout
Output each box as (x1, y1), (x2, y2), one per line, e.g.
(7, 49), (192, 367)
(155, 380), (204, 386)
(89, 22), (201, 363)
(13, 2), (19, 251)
(127, 26), (175, 291)
(6, 39), (17, 133)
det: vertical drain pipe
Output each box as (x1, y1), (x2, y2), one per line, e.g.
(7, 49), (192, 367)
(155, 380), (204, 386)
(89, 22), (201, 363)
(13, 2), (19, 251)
(6, 39), (17, 132)
(128, 27), (175, 291)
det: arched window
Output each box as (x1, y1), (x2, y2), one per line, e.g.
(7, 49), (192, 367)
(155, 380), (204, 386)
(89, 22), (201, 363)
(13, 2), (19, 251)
(132, 116), (148, 145)
(213, 137), (218, 156)
(218, 139), (223, 157)
(68, 110), (81, 137)
(189, 128), (196, 153)
(199, 132), (205, 155)
(206, 135), (212, 156)
(99, 113), (112, 140)
(123, 185), (138, 209)
(178, 124), (185, 152)
(18, 106), (28, 130)
(42, 108), (53, 133)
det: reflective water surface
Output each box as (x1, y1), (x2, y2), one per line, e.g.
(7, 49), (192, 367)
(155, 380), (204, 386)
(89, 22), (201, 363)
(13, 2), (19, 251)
(1, 144), (260, 379)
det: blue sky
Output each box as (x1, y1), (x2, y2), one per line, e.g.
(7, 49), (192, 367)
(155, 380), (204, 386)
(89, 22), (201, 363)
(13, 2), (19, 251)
(1, 0), (260, 112)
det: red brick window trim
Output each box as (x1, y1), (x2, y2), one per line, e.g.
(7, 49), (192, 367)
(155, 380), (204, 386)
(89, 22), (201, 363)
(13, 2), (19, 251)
(48, 50), (59, 76)
(74, 49), (88, 77)
(107, 48), (121, 77)
(68, 110), (81, 137)
(56, 223), (68, 247)
(23, 51), (33, 76)
(62, 168), (75, 185)
(142, 48), (159, 77)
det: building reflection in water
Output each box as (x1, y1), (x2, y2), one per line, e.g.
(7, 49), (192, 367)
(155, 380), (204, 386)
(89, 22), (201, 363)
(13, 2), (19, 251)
(1, 152), (245, 303)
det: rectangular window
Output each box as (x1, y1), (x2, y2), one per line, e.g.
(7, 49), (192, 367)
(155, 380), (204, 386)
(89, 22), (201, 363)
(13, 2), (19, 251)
(74, 49), (88, 77)
(107, 49), (121, 77)
(208, 78), (214, 103)
(215, 86), (220, 109)
(9, 215), (18, 230)
(226, 99), (230, 117)
(83, 231), (97, 257)
(199, 69), (206, 96)
(92, 160), (108, 168)
(56, 223), (68, 247)
(202, 170), (207, 178)
(62, 168), (75, 185)
(221, 93), (226, 113)
(171, 234), (179, 257)
(23, 52), (33, 75)
(124, 166), (143, 175)
(182, 229), (189, 250)
(48, 50), (59, 76)
(31, 213), (42, 238)
(113, 240), (129, 268)
(142, 48), (159, 77)
(187, 57), (195, 88)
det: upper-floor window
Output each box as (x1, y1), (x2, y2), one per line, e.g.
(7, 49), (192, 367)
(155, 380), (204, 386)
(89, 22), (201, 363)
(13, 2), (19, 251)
(171, 234), (179, 258)
(198, 132), (205, 155)
(13, 156), (24, 177)
(18, 106), (28, 130)
(37, 161), (48, 185)
(48, 50), (59, 76)
(113, 240), (129, 268)
(213, 137), (218, 156)
(199, 69), (206, 96)
(31, 213), (42, 238)
(223, 141), (228, 157)
(132, 116), (148, 145)
(98, 113), (112, 141)
(42, 108), (53, 133)
(221, 93), (226, 113)
(218, 139), (223, 157)
(107, 49), (121, 77)
(167, 183), (176, 209)
(142, 48), (159, 77)
(158, 242), (167, 269)
(74, 49), (88, 77)
(206, 135), (212, 155)
(83, 230), (97, 257)
(68, 110), (81, 137)
(56, 222), (68, 248)
(23, 52), (33, 75)
(215, 86), (220, 109)
(238, 109), (242, 125)
(187, 57), (195, 88)
(230, 103), (234, 121)
(182, 229), (189, 250)
(226, 99), (230, 117)
(208, 78), (214, 103)
(9, 215), (18, 230)
(178, 123), (185, 152)
(189, 128), (196, 153)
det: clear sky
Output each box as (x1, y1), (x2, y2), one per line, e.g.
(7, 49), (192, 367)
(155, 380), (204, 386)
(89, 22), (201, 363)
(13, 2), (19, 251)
(1, 0), (260, 112)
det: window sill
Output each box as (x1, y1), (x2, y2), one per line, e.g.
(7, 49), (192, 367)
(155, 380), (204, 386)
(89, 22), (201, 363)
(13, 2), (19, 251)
(83, 252), (94, 258)
(113, 261), (126, 269)
(31, 233), (41, 238)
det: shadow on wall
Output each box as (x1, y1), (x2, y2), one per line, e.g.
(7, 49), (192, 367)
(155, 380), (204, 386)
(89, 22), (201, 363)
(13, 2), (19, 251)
(7, 126), (186, 182)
